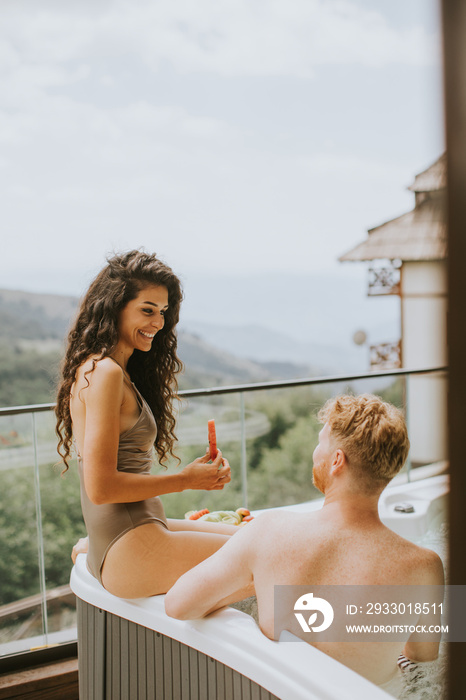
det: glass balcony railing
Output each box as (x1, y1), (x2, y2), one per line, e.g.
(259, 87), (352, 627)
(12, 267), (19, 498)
(0, 366), (447, 661)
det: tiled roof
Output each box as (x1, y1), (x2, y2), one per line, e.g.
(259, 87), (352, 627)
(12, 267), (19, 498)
(339, 193), (446, 262)
(340, 154), (447, 262)
(408, 153), (446, 193)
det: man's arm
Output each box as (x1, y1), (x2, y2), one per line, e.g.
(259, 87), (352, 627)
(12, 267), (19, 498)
(402, 550), (445, 662)
(164, 516), (261, 620)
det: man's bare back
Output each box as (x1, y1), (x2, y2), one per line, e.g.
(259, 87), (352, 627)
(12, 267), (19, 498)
(248, 507), (443, 684)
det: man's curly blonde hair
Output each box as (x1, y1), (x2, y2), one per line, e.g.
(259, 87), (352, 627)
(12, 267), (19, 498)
(318, 394), (410, 488)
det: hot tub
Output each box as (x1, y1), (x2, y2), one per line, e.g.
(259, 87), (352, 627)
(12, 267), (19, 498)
(70, 474), (448, 700)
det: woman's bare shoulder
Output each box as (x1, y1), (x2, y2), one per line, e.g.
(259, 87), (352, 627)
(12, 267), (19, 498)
(74, 356), (123, 394)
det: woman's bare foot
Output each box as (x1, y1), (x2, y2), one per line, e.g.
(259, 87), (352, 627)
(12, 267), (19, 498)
(71, 536), (89, 564)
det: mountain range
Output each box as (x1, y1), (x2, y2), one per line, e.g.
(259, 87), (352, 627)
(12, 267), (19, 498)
(0, 269), (399, 390)
(178, 270), (399, 373)
(0, 289), (301, 393)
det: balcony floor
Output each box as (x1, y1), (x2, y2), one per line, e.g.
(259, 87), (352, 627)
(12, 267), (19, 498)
(0, 657), (78, 700)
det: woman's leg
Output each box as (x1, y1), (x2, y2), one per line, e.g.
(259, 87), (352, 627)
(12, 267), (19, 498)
(70, 519), (237, 567)
(101, 522), (244, 599)
(166, 517), (239, 536)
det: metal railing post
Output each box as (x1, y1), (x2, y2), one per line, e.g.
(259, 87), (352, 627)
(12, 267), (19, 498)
(32, 412), (49, 643)
(239, 392), (248, 508)
(404, 376), (412, 482)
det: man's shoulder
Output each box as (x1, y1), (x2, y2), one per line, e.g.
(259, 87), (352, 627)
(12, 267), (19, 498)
(244, 509), (304, 545)
(250, 509), (301, 528)
(387, 531), (444, 584)
(409, 543), (444, 581)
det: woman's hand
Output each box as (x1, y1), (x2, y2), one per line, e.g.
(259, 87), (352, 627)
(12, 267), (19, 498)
(71, 536), (89, 564)
(181, 449), (231, 491)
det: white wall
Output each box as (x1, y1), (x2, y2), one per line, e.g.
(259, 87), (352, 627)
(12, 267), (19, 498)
(401, 261), (447, 464)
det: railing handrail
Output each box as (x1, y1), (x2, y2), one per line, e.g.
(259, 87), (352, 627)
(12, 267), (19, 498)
(0, 365), (448, 417)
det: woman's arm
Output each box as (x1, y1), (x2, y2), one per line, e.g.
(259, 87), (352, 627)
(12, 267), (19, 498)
(80, 360), (230, 505)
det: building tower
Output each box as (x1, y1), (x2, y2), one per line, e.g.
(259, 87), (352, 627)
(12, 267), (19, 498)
(339, 155), (447, 466)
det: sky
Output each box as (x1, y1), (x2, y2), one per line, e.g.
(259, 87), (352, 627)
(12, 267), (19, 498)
(0, 0), (444, 305)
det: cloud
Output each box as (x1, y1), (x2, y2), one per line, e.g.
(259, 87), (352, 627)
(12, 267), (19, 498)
(1, 0), (439, 96)
(0, 78), (416, 275)
(0, 0), (442, 281)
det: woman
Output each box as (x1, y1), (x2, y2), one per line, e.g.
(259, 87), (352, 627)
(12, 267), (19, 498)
(56, 250), (252, 601)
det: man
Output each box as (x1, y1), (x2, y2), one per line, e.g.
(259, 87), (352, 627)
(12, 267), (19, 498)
(165, 394), (444, 689)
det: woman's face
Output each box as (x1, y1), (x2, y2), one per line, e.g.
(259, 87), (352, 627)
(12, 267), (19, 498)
(117, 285), (169, 355)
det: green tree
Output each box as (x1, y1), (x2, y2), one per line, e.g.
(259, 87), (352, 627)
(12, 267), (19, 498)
(41, 464), (87, 589)
(248, 414), (323, 510)
(0, 344), (61, 408)
(0, 469), (40, 604)
(0, 463), (86, 605)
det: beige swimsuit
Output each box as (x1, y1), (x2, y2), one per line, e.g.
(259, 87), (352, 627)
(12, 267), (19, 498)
(77, 379), (168, 584)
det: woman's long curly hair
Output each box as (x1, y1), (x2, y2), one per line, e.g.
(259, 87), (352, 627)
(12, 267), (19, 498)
(55, 250), (183, 470)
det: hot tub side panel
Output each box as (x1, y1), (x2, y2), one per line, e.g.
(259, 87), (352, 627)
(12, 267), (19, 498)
(77, 598), (280, 700)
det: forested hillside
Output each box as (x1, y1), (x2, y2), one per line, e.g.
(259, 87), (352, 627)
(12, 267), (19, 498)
(0, 289), (280, 408)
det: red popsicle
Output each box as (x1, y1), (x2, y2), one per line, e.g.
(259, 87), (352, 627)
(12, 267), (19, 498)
(208, 419), (217, 460)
